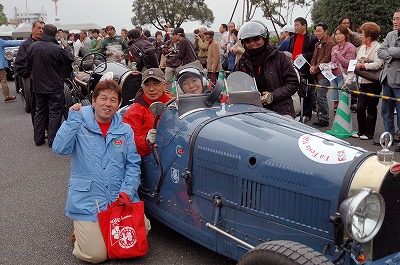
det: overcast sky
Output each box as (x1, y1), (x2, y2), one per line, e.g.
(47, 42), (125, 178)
(3, 0), (308, 32)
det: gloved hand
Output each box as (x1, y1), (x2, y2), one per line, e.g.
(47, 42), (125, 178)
(146, 129), (157, 144)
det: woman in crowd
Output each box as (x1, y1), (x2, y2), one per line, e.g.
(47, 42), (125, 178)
(344, 22), (384, 140)
(227, 29), (245, 71)
(330, 26), (356, 112)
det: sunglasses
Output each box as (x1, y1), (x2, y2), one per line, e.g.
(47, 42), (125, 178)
(243, 36), (261, 44)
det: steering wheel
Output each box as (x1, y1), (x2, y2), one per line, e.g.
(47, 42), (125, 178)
(205, 79), (223, 107)
(80, 53), (107, 74)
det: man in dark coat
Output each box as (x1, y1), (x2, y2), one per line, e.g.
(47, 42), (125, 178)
(235, 21), (300, 118)
(127, 29), (159, 72)
(27, 24), (74, 147)
(288, 17), (318, 121)
(14, 20), (45, 124)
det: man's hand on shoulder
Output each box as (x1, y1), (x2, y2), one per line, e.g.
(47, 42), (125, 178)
(69, 103), (82, 112)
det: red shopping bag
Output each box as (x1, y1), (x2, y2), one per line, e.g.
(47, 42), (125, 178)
(98, 192), (148, 259)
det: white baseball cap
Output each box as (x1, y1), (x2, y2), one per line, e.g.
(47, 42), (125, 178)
(280, 25), (295, 33)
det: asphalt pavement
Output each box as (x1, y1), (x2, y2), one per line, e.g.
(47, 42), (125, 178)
(1, 81), (399, 265)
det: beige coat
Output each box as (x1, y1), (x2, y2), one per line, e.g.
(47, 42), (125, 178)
(207, 40), (220, 73)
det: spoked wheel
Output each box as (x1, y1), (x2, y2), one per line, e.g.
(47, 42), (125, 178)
(237, 240), (333, 265)
(80, 53), (107, 74)
(63, 83), (77, 120)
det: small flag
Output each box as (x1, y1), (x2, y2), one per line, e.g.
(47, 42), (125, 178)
(171, 77), (177, 94)
(218, 70), (226, 93)
(293, 54), (307, 69)
(321, 69), (336, 81)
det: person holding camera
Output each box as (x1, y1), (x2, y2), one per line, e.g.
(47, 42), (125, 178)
(162, 33), (181, 90)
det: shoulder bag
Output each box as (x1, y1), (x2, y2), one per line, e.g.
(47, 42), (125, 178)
(353, 44), (381, 82)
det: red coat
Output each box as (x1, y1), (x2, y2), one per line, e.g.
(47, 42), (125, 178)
(123, 91), (174, 156)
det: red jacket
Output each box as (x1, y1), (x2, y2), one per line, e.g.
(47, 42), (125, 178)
(123, 91), (174, 156)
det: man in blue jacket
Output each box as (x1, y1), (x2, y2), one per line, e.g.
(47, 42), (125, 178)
(0, 38), (23, 102)
(52, 80), (149, 263)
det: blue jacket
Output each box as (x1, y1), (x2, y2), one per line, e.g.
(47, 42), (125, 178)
(52, 106), (141, 222)
(0, 38), (23, 70)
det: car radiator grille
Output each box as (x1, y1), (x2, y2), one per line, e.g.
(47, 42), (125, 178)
(372, 172), (400, 260)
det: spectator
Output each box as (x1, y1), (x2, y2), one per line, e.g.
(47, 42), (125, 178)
(196, 27), (209, 68)
(72, 33), (82, 57)
(173, 27), (198, 67)
(229, 29), (245, 65)
(377, 9), (400, 147)
(329, 26), (356, 113)
(79, 30), (91, 57)
(163, 23), (171, 42)
(288, 17), (318, 122)
(335, 16), (362, 112)
(127, 29), (159, 72)
(227, 21), (236, 41)
(153, 31), (164, 65)
(123, 68), (174, 156)
(204, 31), (220, 84)
(89, 29), (103, 55)
(310, 22), (335, 127)
(162, 33), (181, 90)
(100, 28), (107, 38)
(0, 38), (23, 102)
(101, 25), (128, 63)
(235, 21), (299, 118)
(336, 16), (362, 47)
(344, 22), (383, 140)
(120, 28), (128, 41)
(52, 80), (149, 264)
(14, 20), (45, 121)
(144, 29), (155, 43)
(26, 24), (74, 147)
(219, 24), (230, 67)
(278, 24), (295, 52)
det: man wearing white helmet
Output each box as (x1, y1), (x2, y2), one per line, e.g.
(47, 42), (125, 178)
(234, 21), (300, 118)
(278, 24), (295, 52)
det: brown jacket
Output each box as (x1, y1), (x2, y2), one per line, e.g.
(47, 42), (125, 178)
(310, 36), (335, 79)
(207, 40), (220, 73)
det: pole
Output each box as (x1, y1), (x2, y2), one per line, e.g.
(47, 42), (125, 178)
(230, 0), (240, 23)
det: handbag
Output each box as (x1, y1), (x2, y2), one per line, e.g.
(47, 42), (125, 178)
(353, 44), (381, 82)
(97, 192), (148, 259)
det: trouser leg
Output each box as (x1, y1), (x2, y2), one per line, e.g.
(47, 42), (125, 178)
(0, 69), (10, 98)
(47, 92), (63, 146)
(34, 93), (48, 145)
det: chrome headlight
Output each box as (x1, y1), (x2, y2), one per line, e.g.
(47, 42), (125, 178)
(5, 50), (14, 61)
(339, 188), (385, 243)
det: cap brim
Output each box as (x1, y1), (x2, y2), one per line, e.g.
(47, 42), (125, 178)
(141, 76), (165, 86)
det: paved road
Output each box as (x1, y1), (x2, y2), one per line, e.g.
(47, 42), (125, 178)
(1, 81), (399, 265)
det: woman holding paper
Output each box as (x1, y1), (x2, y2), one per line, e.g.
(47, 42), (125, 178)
(330, 26), (356, 112)
(343, 22), (384, 140)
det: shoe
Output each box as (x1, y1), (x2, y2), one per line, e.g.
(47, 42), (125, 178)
(394, 135), (400, 142)
(4, 96), (16, 102)
(48, 143), (52, 148)
(359, 135), (370, 140)
(35, 141), (45, 146)
(372, 139), (381, 146)
(352, 133), (359, 138)
(70, 230), (76, 244)
(350, 104), (357, 113)
(312, 120), (329, 127)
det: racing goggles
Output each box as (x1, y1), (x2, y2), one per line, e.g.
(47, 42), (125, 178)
(243, 36), (261, 44)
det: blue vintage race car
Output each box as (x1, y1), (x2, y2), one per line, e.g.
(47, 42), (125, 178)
(118, 71), (400, 265)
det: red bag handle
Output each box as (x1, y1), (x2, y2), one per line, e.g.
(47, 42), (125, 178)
(116, 192), (133, 210)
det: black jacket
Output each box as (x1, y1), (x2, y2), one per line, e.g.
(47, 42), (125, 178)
(176, 38), (198, 65)
(288, 31), (318, 77)
(235, 47), (300, 118)
(27, 34), (74, 94)
(129, 38), (159, 71)
(14, 35), (35, 78)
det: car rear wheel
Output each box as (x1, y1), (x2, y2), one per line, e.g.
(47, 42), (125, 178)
(237, 240), (333, 265)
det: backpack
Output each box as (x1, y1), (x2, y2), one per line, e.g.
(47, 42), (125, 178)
(131, 42), (159, 69)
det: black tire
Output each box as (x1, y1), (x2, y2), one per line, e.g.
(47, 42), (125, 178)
(63, 84), (77, 120)
(21, 79), (31, 113)
(237, 240), (333, 265)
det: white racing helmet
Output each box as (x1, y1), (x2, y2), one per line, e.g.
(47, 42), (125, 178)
(237, 21), (269, 42)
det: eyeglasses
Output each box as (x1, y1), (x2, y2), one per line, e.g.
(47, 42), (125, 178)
(243, 36), (261, 44)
